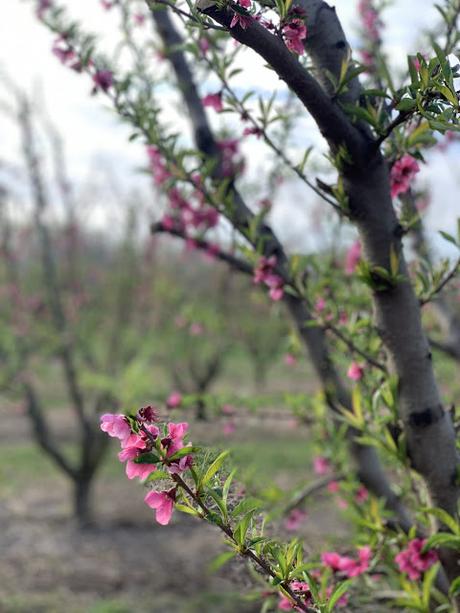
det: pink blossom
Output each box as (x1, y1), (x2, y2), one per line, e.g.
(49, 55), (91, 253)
(358, 0), (381, 42)
(395, 538), (438, 580)
(360, 49), (375, 69)
(100, 413), (131, 445)
(355, 485), (369, 504)
(230, 13), (253, 29)
(36, 0), (53, 19)
(321, 551), (344, 571)
(253, 256), (285, 301)
(167, 421), (188, 445)
(338, 311), (348, 325)
(161, 214), (177, 231)
(313, 456), (331, 476)
(202, 92), (223, 112)
(167, 391), (183, 409)
(147, 146), (172, 185)
(221, 404), (236, 416)
(342, 546), (372, 577)
(267, 275), (284, 301)
(282, 19), (307, 55)
(315, 297), (326, 313)
(390, 155), (420, 199)
(327, 480), (340, 493)
(243, 126), (262, 137)
(284, 353), (297, 366)
(237, 0), (252, 7)
(168, 455), (193, 475)
(337, 498), (348, 510)
(100, 0), (114, 9)
(322, 546), (372, 578)
(218, 138), (243, 176)
(144, 488), (176, 525)
(198, 38), (210, 55)
(223, 421), (236, 436)
(345, 240), (362, 275)
(284, 508), (307, 532)
(117, 432), (158, 480)
(189, 322), (204, 336)
(92, 69), (114, 92)
(278, 580), (311, 611)
(133, 12), (146, 26)
(52, 38), (76, 65)
(347, 361), (364, 381)
(137, 405), (159, 423)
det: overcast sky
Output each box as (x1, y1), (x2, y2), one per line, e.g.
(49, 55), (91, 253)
(0, 0), (458, 254)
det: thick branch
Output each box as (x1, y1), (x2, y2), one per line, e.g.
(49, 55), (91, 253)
(196, 1), (367, 159)
(296, 0), (361, 105)
(18, 96), (88, 433)
(23, 381), (76, 478)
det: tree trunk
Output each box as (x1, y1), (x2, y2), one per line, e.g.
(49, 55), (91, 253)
(195, 397), (207, 421)
(73, 476), (94, 528)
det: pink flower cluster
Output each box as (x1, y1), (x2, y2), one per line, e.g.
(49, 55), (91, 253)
(347, 361), (364, 381)
(202, 92), (223, 112)
(322, 545), (372, 578)
(344, 240), (362, 275)
(166, 391), (183, 409)
(147, 146), (172, 186)
(36, 0), (53, 20)
(278, 580), (311, 611)
(283, 508), (307, 532)
(52, 37), (82, 72)
(92, 69), (114, 93)
(358, 0), (381, 42)
(229, 1), (253, 30)
(51, 36), (114, 92)
(253, 255), (285, 301)
(100, 410), (194, 525)
(394, 538), (438, 580)
(313, 455), (331, 476)
(282, 17), (307, 55)
(147, 146), (222, 244)
(390, 155), (420, 199)
(218, 138), (244, 177)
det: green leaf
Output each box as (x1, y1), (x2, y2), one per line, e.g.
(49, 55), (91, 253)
(352, 386), (364, 427)
(208, 550), (236, 573)
(424, 533), (460, 550)
(327, 580), (351, 611)
(223, 468), (237, 504)
(201, 450), (230, 486)
(134, 452), (160, 464)
(145, 469), (170, 482)
(167, 445), (201, 462)
(438, 85), (459, 107)
(175, 503), (201, 517)
(231, 497), (262, 518)
(423, 507), (460, 535)
(439, 230), (459, 248)
(234, 510), (254, 545)
(422, 563), (439, 608)
(449, 576), (460, 597)
(396, 98), (417, 112)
